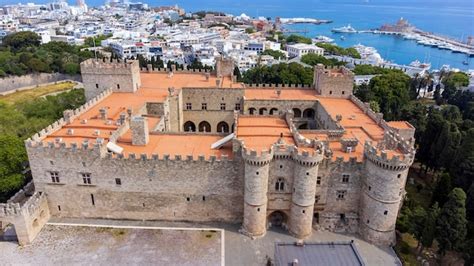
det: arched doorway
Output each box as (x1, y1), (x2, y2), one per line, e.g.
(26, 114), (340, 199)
(183, 121), (196, 132)
(249, 108), (256, 115)
(292, 108), (302, 118)
(268, 211), (287, 228)
(259, 108), (267, 115)
(0, 223), (18, 242)
(216, 121), (229, 133)
(303, 108), (315, 119)
(269, 108), (278, 115)
(198, 121), (211, 132)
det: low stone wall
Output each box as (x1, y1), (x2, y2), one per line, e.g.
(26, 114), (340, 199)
(0, 73), (81, 95)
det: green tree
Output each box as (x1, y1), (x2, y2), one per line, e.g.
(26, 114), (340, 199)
(432, 172), (453, 206)
(409, 206), (427, 249)
(261, 49), (286, 60)
(286, 34), (312, 44)
(421, 203), (440, 249)
(436, 188), (468, 255)
(301, 53), (343, 67)
(452, 128), (474, 191)
(2, 31), (41, 51)
(0, 135), (28, 202)
(233, 66), (242, 81)
(245, 28), (255, 34)
(466, 183), (474, 221)
(442, 72), (469, 102)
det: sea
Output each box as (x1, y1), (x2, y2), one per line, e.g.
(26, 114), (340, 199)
(6, 0), (474, 70)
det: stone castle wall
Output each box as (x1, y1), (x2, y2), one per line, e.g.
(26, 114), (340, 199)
(0, 73), (81, 95)
(27, 144), (244, 223)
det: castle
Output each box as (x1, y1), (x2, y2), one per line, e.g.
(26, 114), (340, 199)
(1, 57), (416, 246)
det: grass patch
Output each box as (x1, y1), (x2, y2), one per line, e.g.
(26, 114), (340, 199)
(395, 234), (421, 266)
(405, 181), (432, 209)
(0, 81), (76, 105)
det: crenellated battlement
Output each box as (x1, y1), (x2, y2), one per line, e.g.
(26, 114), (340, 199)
(80, 59), (139, 75)
(245, 83), (312, 89)
(292, 150), (324, 167)
(363, 141), (414, 171)
(241, 146), (274, 166)
(0, 191), (45, 218)
(26, 88), (113, 146)
(105, 152), (233, 162)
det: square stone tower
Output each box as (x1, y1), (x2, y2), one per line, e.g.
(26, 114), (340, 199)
(313, 64), (354, 98)
(216, 56), (234, 78)
(80, 58), (141, 100)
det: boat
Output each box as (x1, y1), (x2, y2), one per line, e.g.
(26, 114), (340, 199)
(313, 35), (334, 43)
(409, 60), (431, 70)
(463, 61), (469, 65)
(331, 24), (357, 33)
(340, 36), (346, 40)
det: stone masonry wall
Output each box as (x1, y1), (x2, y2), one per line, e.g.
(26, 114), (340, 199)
(27, 145), (244, 223)
(0, 73), (81, 95)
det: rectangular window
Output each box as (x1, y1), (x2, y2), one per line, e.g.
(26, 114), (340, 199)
(337, 190), (347, 200)
(82, 173), (91, 184)
(315, 195), (320, 203)
(220, 103), (226, 110)
(50, 171), (60, 183)
(186, 103), (192, 110)
(95, 84), (99, 89)
(91, 194), (95, 206)
(316, 176), (321, 186)
(201, 103), (207, 110)
(116, 84), (120, 89)
(115, 178), (122, 185)
(342, 174), (350, 183)
(235, 103), (241, 110)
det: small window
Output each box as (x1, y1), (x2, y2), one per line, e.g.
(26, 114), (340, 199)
(279, 165), (283, 169)
(95, 84), (99, 89)
(397, 174), (401, 178)
(367, 219), (370, 224)
(201, 103), (207, 110)
(329, 90), (333, 95)
(186, 103), (192, 110)
(91, 194), (95, 206)
(384, 210), (388, 215)
(186, 197), (190, 202)
(342, 174), (350, 183)
(315, 195), (320, 203)
(340, 213), (345, 220)
(342, 91), (345, 95)
(220, 103), (226, 110)
(368, 186), (372, 191)
(50, 160), (54, 165)
(306, 172), (309, 176)
(58, 205), (61, 211)
(116, 84), (120, 89)
(235, 103), (241, 110)
(336, 190), (347, 200)
(203, 196), (206, 201)
(257, 208), (260, 212)
(316, 176), (322, 186)
(115, 178), (122, 185)
(50, 171), (60, 183)
(275, 178), (285, 191)
(82, 173), (91, 184)
(256, 171), (259, 175)
(302, 210), (306, 214)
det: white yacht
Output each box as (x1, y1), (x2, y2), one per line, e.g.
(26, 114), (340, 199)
(313, 35), (334, 43)
(331, 24), (357, 33)
(409, 60), (431, 70)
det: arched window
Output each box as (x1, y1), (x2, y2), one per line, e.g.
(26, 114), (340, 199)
(269, 108), (278, 115)
(275, 178), (285, 191)
(292, 108), (302, 118)
(198, 121), (211, 132)
(303, 108), (315, 119)
(259, 108), (267, 115)
(217, 121), (229, 133)
(183, 121), (196, 132)
(249, 108), (256, 115)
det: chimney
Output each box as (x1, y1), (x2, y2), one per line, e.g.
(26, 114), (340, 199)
(147, 64), (153, 73)
(99, 108), (107, 120)
(131, 116), (149, 146)
(118, 112), (126, 125)
(205, 73), (210, 81)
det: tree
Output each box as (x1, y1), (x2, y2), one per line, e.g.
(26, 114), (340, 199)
(432, 173), (453, 206)
(2, 31), (41, 51)
(233, 66), (242, 81)
(301, 53), (343, 67)
(241, 63), (313, 85)
(421, 203), (440, 249)
(442, 72), (469, 102)
(409, 206), (427, 249)
(245, 28), (255, 34)
(315, 43), (361, 58)
(261, 49), (286, 60)
(286, 34), (312, 44)
(0, 135), (28, 202)
(436, 188), (468, 255)
(466, 183), (474, 222)
(452, 128), (474, 191)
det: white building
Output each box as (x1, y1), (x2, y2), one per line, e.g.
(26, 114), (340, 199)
(286, 43), (324, 58)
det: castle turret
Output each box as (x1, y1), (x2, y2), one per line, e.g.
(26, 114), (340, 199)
(313, 64), (354, 98)
(359, 142), (414, 245)
(241, 148), (273, 237)
(216, 56), (234, 78)
(289, 150), (324, 238)
(80, 58), (141, 100)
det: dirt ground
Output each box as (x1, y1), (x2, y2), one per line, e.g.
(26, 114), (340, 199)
(0, 225), (222, 266)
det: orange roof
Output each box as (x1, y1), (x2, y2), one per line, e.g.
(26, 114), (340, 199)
(141, 72), (244, 89)
(387, 121), (414, 130)
(236, 116), (294, 151)
(117, 134), (232, 159)
(244, 89), (318, 101)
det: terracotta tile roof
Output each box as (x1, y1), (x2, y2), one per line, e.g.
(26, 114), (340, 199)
(387, 121), (414, 130)
(236, 116), (294, 150)
(141, 72), (244, 89)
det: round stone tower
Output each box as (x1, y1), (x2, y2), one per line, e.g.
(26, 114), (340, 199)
(359, 142), (414, 245)
(289, 150), (324, 238)
(241, 148), (273, 237)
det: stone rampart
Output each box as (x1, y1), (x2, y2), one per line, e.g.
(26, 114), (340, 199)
(0, 73), (80, 94)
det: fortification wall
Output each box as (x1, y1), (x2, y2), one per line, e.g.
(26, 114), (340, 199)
(314, 65), (354, 98)
(0, 73), (80, 95)
(27, 144), (244, 223)
(245, 84), (312, 90)
(182, 87), (244, 112)
(243, 99), (317, 117)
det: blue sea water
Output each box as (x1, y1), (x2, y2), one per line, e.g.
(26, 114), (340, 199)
(6, 0), (474, 70)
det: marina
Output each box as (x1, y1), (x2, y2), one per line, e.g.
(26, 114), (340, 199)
(277, 17), (332, 25)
